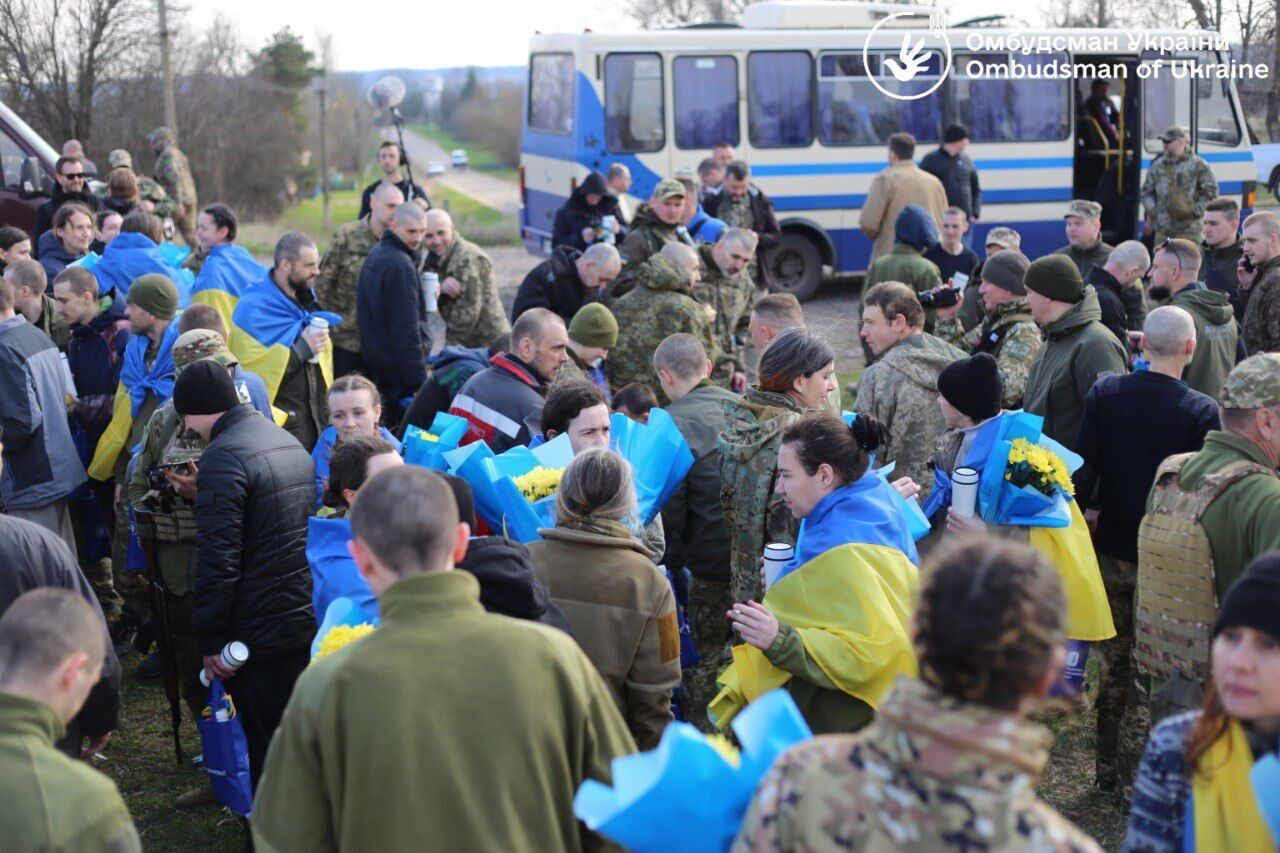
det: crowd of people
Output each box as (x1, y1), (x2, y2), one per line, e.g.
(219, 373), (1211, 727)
(0, 124), (1278, 853)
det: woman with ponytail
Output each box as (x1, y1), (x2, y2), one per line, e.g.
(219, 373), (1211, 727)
(718, 328), (836, 607)
(709, 413), (919, 735)
(1125, 554), (1280, 852)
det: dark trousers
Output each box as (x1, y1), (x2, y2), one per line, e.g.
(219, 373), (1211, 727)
(229, 647), (309, 789)
(332, 346), (364, 379)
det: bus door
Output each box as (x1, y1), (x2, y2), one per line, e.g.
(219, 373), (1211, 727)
(1073, 58), (1142, 243)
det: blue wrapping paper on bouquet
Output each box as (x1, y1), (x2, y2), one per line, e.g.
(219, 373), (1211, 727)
(575, 689), (812, 853)
(974, 411), (1082, 529)
(444, 433), (574, 544)
(310, 595), (378, 659)
(609, 409), (694, 526)
(306, 515), (378, 628)
(402, 411), (469, 470)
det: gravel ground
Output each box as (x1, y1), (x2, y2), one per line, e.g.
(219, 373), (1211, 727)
(485, 246), (868, 372)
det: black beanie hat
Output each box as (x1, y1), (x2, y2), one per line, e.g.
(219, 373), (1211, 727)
(937, 353), (1002, 423)
(172, 360), (239, 416)
(1215, 553), (1280, 643)
(943, 124), (969, 144)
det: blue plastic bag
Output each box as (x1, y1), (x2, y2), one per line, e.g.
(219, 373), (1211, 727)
(402, 411), (469, 470)
(197, 678), (254, 817)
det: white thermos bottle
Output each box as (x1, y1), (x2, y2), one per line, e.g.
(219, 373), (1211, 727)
(199, 641), (250, 687)
(951, 467), (980, 517)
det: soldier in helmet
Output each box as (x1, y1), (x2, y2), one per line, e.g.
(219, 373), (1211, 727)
(1141, 126), (1219, 245)
(147, 127), (198, 247)
(103, 149), (174, 220)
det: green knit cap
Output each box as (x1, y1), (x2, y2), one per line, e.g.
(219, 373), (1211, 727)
(1022, 254), (1084, 304)
(568, 303), (619, 348)
(126, 274), (179, 320)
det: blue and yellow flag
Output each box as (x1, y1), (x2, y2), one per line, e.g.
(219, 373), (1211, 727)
(229, 271), (340, 412)
(191, 243), (266, 332)
(709, 541), (918, 729)
(88, 318), (183, 481)
(91, 232), (192, 305)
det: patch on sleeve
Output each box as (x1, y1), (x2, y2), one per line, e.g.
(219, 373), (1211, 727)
(658, 612), (680, 663)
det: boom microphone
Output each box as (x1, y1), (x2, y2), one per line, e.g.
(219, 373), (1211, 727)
(367, 75), (406, 111)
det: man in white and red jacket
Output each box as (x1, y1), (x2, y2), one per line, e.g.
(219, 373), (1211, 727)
(449, 308), (569, 452)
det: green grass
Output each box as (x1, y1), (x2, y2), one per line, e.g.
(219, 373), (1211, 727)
(101, 657), (245, 851)
(407, 123), (519, 182)
(239, 184), (518, 259)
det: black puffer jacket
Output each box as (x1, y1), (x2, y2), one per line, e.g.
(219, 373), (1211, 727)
(192, 403), (315, 660)
(511, 245), (599, 326)
(919, 145), (982, 219)
(551, 171), (623, 252)
(458, 535), (574, 636)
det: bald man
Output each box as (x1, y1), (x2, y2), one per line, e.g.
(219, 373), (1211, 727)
(317, 182), (404, 377)
(1073, 304), (1219, 792)
(357, 202), (431, 425)
(423, 209), (511, 349)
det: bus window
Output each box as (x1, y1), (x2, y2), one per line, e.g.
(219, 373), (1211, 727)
(949, 53), (1069, 143)
(818, 51), (940, 146)
(747, 51), (814, 148)
(528, 53), (575, 135)
(1196, 52), (1241, 148)
(1144, 61), (1192, 152)
(605, 53), (665, 153)
(674, 55), (739, 150)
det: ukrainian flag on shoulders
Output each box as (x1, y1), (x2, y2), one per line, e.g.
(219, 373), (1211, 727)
(229, 271), (340, 424)
(191, 244), (266, 332)
(709, 534), (918, 730)
(88, 318), (183, 481)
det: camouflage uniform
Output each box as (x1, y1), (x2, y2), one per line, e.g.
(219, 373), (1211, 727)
(608, 202), (685, 302)
(607, 254), (729, 395)
(127, 330), (251, 720)
(715, 193), (759, 284)
(1141, 146), (1219, 245)
(1094, 552), (1149, 798)
(315, 216), (381, 355)
(147, 127), (198, 247)
(103, 149), (175, 220)
(718, 387), (814, 605)
(734, 676), (1102, 853)
(1241, 253), (1280, 355)
(935, 297), (1042, 408)
(434, 235), (511, 349)
(692, 243), (756, 377)
(854, 333), (966, 502)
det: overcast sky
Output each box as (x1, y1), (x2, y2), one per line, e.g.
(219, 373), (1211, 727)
(192, 0), (1052, 71)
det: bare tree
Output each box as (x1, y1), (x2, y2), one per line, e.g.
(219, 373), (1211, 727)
(0, 0), (154, 146)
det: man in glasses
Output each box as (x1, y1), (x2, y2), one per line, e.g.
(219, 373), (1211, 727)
(32, 156), (100, 250)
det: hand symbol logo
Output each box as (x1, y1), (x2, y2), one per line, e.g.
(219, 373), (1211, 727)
(883, 34), (929, 82)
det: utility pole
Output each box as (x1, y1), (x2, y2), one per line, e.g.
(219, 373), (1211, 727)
(319, 82), (331, 230)
(156, 0), (179, 142)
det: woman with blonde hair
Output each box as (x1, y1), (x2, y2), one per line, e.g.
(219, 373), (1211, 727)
(312, 373), (400, 507)
(526, 447), (679, 750)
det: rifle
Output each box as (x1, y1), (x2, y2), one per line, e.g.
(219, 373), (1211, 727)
(134, 510), (185, 765)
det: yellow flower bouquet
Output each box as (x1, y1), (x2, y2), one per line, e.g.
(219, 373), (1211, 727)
(1005, 437), (1075, 498)
(513, 466), (564, 502)
(312, 622), (374, 662)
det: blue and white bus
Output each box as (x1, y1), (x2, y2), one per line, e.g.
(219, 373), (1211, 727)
(519, 1), (1256, 299)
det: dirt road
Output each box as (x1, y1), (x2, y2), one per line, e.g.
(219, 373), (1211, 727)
(387, 126), (520, 215)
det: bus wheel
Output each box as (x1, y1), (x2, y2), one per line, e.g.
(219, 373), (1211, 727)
(769, 232), (823, 301)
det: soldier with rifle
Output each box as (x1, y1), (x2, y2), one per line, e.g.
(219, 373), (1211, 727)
(126, 329), (255, 810)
